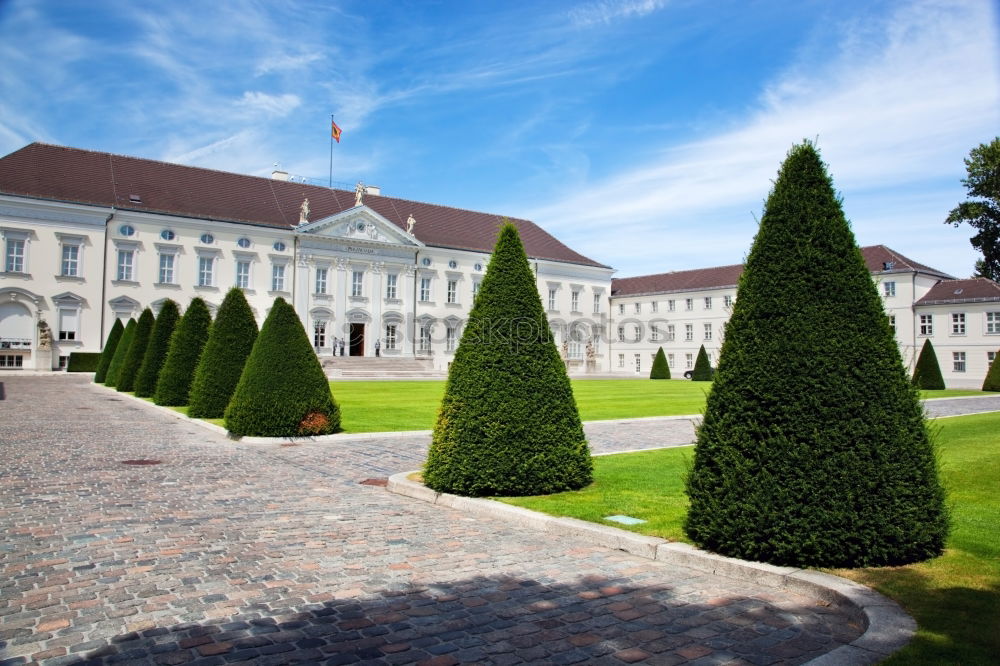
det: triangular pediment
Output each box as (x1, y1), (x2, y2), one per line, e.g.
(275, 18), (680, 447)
(296, 207), (423, 247)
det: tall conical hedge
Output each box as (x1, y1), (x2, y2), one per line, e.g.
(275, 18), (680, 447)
(225, 297), (339, 436)
(984, 351), (1000, 391)
(103, 318), (136, 388)
(691, 344), (712, 381)
(116, 308), (155, 393)
(135, 300), (180, 398)
(911, 338), (945, 390)
(188, 288), (258, 418)
(650, 347), (670, 379)
(154, 298), (212, 406)
(94, 318), (124, 383)
(684, 142), (948, 568)
(423, 222), (592, 497)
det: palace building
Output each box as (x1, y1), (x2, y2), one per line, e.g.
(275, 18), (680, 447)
(1, 143), (997, 387)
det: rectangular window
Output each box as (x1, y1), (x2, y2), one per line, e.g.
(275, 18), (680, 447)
(651, 301), (658, 313)
(549, 289), (557, 310)
(633, 326), (641, 342)
(667, 324), (675, 341)
(385, 274), (398, 299)
(198, 256), (214, 287)
(685, 298), (693, 311)
(920, 314), (933, 336)
(651, 325), (659, 342)
(159, 253), (175, 284)
(58, 308), (78, 341)
(704, 323), (712, 340)
(420, 277), (432, 302)
(385, 324), (398, 350)
(446, 326), (457, 351)
(685, 353), (693, 369)
(593, 294), (601, 314)
(271, 264), (286, 291)
(987, 312), (1000, 334)
(0, 355), (24, 368)
(352, 270), (364, 297)
(315, 267), (328, 294)
(987, 350), (995, 366)
(888, 315), (896, 334)
(667, 353), (675, 368)
(668, 300), (675, 312)
(61, 244), (80, 277)
(571, 291), (580, 312)
(884, 281), (896, 297)
(5, 239), (25, 272)
(634, 354), (641, 372)
(235, 260), (250, 289)
(953, 351), (966, 372)
(116, 249), (134, 281)
(472, 281), (481, 301)
(617, 353), (625, 368)
(617, 326), (625, 342)
(704, 297), (712, 310)
(313, 321), (327, 348)
(952, 313), (966, 335)
(419, 325), (431, 352)
(634, 302), (641, 314)
(724, 295), (733, 308)
(685, 324), (693, 342)
(619, 303), (625, 315)
(447, 280), (458, 304)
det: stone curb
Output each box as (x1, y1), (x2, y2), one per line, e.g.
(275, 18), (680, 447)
(387, 471), (916, 666)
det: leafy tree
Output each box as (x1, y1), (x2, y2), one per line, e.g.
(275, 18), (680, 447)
(115, 308), (155, 393)
(103, 318), (136, 388)
(984, 351), (1000, 392)
(423, 222), (592, 497)
(154, 298), (212, 406)
(911, 339), (945, 390)
(225, 297), (339, 436)
(650, 346), (670, 379)
(188, 288), (258, 418)
(134, 300), (180, 398)
(94, 318), (124, 383)
(691, 344), (713, 381)
(685, 142), (948, 568)
(946, 137), (1000, 280)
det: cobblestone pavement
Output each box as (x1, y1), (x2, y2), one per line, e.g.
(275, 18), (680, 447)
(1, 375), (875, 666)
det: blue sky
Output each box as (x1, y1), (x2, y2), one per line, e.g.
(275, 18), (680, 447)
(1, 0), (997, 278)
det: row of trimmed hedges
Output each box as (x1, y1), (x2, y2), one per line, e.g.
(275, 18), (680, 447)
(67, 352), (101, 372)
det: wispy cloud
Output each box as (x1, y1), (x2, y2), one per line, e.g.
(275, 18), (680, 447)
(569, 0), (669, 27)
(238, 91), (301, 118)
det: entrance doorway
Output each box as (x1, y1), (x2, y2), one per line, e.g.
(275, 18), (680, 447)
(349, 323), (365, 356)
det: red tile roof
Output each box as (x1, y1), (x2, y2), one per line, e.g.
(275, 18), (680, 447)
(612, 245), (953, 296)
(0, 143), (607, 268)
(915, 278), (1000, 305)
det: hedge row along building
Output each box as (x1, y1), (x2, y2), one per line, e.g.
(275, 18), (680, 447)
(1, 143), (998, 387)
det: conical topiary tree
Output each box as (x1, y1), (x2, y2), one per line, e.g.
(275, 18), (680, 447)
(154, 298), (212, 406)
(116, 308), (155, 393)
(984, 351), (1000, 391)
(224, 297), (339, 436)
(103, 318), (136, 388)
(423, 222), (592, 497)
(94, 318), (124, 383)
(134, 300), (180, 398)
(684, 142), (948, 568)
(650, 347), (670, 379)
(188, 288), (258, 418)
(691, 344), (712, 381)
(911, 339), (945, 390)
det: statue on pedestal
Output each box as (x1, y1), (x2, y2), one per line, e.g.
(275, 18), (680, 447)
(299, 198), (310, 225)
(354, 182), (365, 207)
(37, 320), (52, 351)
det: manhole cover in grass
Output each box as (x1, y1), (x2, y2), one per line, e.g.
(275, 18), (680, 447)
(121, 459), (162, 466)
(359, 478), (388, 487)
(604, 514), (646, 525)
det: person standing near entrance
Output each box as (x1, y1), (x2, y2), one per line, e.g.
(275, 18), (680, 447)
(339, 338), (346, 356)
(374, 339), (381, 357)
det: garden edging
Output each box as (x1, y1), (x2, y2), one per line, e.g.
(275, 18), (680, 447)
(387, 470), (916, 666)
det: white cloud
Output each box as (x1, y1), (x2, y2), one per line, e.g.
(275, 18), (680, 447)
(238, 91), (301, 118)
(569, 0), (669, 27)
(255, 52), (323, 76)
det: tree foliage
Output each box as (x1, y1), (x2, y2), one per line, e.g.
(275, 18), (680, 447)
(103, 318), (136, 388)
(984, 350), (1000, 392)
(650, 346), (670, 379)
(154, 298), (212, 406)
(423, 222), (592, 497)
(188, 288), (258, 418)
(224, 297), (339, 436)
(134, 300), (180, 398)
(94, 318), (124, 383)
(685, 142), (948, 568)
(115, 308), (155, 393)
(691, 344), (713, 381)
(911, 339), (945, 390)
(946, 137), (1000, 280)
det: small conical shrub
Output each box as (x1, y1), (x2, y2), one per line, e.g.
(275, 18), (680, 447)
(116, 308), (155, 393)
(684, 142), (947, 568)
(135, 300), (180, 397)
(225, 297), (339, 436)
(691, 344), (712, 381)
(188, 288), (259, 418)
(423, 222), (592, 497)
(103, 318), (136, 388)
(94, 318), (124, 383)
(154, 298), (212, 406)
(984, 351), (1000, 391)
(911, 339), (945, 390)
(650, 347), (670, 379)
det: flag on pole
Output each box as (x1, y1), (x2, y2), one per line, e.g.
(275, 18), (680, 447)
(331, 119), (342, 143)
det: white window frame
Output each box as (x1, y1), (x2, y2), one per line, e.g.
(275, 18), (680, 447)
(271, 263), (287, 292)
(668, 300), (675, 312)
(549, 289), (557, 311)
(724, 295), (733, 308)
(651, 301), (658, 313)
(685, 353), (693, 369)
(667, 353), (674, 368)
(197, 254), (215, 287)
(116, 249), (135, 282)
(633, 326), (641, 343)
(571, 290), (580, 312)
(953, 351), (966, 372)
(951, 313), (966, 335)
(919, 314), (933, 336)
(634, 302), (641, 314)
(58, 307), (79, 341)
(704, 297), (712, 310)
(593, 293), (601, 314)
(420, 277), (432, 302)
(884, 281), (896, 297)
(235, 260), (251, 289)
(667, 324), (675, 341)
(352, 270), (364, 298)
(704, 323), (712, 341)
(419, 325), (432, 352)
(315, 267), (329, 295)
(60, 243), (81, 277)
(986, 312), (1000, 335)
(158, 252), (176, 285)
(313, 320), (327, 348)
(618, 303), (625, 315)
(617, 326), (625, 342)
(888, 314), (896, 334)
(685, 298), (694, 311)
(685, 323), (693, 342)
(446, 326), (457, 352)
(4, 237), (26, 273)
(617, 353), (625, 368)
(651, 325), (659, 342)
(385, 273), (398, 300)
(447, 280), (458, 304)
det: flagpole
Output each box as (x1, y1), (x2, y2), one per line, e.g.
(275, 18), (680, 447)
(329, 114), (334, 188)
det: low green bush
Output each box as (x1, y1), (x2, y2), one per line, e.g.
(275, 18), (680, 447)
(650, 347), (670, 379)
(984, 350), (1000, 392)
(912, 339), (945, 390)
(66, 352), (101, 372)
(691, 344), (713, 381)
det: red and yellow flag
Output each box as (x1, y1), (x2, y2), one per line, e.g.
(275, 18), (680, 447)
(331, 119), (342, 143)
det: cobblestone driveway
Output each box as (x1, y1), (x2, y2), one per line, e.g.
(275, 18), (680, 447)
(0, 375), (869, 665)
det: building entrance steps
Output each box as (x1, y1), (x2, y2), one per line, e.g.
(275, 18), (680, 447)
(322, 355), (444, 379)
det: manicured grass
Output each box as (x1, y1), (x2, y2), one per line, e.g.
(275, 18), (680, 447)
(920, 389), (998, 399)
(500, 411), (1000, 665)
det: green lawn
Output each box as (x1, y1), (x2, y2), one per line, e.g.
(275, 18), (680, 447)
(500, 411), (1000, 665)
